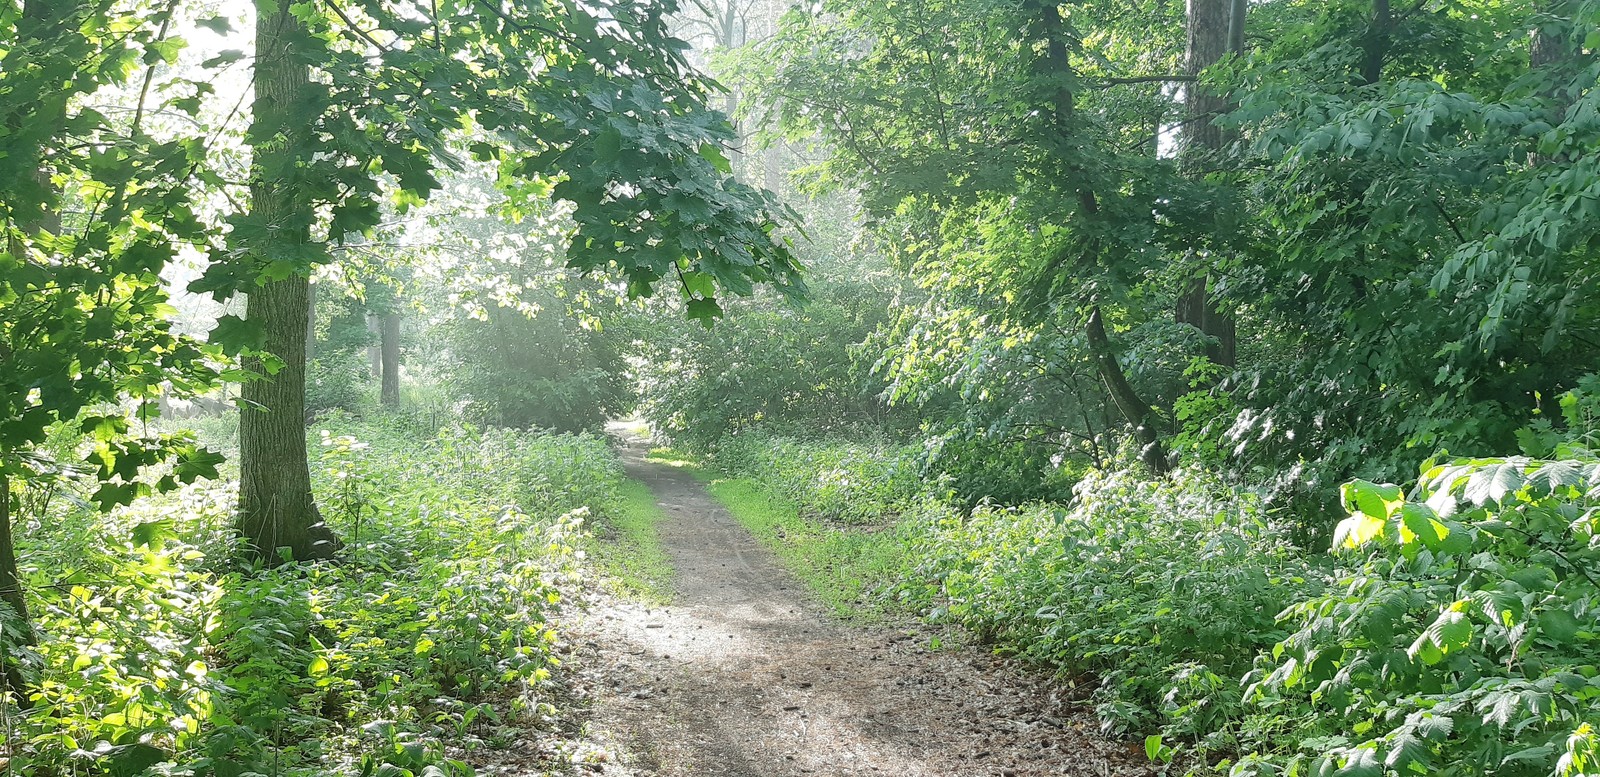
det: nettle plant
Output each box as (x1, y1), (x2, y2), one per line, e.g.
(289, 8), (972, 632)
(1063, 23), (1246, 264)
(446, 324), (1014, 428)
(1235, 452), (1600, 776)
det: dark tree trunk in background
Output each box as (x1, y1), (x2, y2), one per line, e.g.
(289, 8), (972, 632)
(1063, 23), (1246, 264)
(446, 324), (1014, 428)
(1362, 0), (1392, 85)
(1026, 0), (1170, 470)
(1176, 0), (1238, 368)
(366, 312), (382, 378)
(1531, 2), (1577, 120)
(1087, 308), (1169, 474)
(236, 0), (339, 563)
(1181, 0), (1229, 161)
(380, 313), (401, 408)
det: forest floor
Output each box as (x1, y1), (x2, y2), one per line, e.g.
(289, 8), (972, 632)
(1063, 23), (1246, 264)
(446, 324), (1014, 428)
(527, 432), (1156, 777)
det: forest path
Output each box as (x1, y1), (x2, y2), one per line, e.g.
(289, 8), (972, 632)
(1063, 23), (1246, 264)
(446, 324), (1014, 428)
(566, 431), (1151, 777)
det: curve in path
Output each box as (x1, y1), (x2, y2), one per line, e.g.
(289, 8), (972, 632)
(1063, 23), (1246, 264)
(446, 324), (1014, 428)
(575, 437), (1151, 777)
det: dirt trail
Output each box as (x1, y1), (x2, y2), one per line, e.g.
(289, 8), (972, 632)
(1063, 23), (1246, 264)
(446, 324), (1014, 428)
(568, 436), (1152, 777)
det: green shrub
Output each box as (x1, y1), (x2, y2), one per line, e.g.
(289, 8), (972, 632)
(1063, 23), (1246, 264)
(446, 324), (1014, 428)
(1230, 455), (1600, 777)
(713, 431), (922, 525)
(900, 469), (1321, 741)
(1, 417), (622, 775)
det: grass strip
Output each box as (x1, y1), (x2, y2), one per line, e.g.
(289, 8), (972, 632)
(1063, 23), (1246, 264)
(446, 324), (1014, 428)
(591, 480), (676, 602)
(704, 477), (907, 620)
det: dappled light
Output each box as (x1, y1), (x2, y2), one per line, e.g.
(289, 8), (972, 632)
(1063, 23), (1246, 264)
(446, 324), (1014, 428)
(3, 0), (1599, 775)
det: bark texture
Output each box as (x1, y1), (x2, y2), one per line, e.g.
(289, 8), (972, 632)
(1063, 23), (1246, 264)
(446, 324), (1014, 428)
(1176, 0), (1238, 368)
(236, 0), (338, 563)
(0, 473), (30, 705)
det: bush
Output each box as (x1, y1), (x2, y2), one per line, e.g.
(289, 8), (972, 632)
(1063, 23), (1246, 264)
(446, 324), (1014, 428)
(1230, 455), (1600, 777)
(437, 291), (633, 433)
(901, 469), (1320, 741)
(1, 417), (623, 775)
(636, 284), (908, 452)
(713, 431), (922, 525)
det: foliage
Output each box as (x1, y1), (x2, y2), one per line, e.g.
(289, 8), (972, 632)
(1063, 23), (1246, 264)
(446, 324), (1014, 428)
(437, 284), (634, 433)
(588, 480), (676, 602)
(191, 0), (806, 344)
(635, 271), (907, 452)
(307, 352), (376, 420)
(706, 476), (918, 619)
(712, 432), (923, 526)
(0, 418), (623, 775)
(902, 469), (1319, 740)
(0, 2), (225, 505)
(1191, 0), (1600, 535)
(1229, 452), (1600, 777)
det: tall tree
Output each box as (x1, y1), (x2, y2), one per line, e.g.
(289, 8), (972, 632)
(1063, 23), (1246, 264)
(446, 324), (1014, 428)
(231, 0), (336, 561)
(195, 0), (804, 562)
(1174, 0), (1237, 369)
(749, 0), (1187, 473)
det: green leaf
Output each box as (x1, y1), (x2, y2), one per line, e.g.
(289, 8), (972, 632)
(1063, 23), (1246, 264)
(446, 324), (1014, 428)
(1342, 479), (1403, 519)
(101, 743), (167, 777)
(594, 129), (623, 163)
(1537, 609), (1579, 643)
(144, 37), (186, 66)
(131, 519), (177, 550)
(200, 49), (246, 69)
(196, 15), (233, 34)
(1399, 503), (1449, 551)
(686, 297), (724, 323)
(1463, 461), (1525, 506)
(698, 143), (732, 174)
(208, 314), (264, 355)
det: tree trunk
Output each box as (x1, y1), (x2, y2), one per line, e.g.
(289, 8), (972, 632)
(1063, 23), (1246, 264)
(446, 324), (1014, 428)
(1026, 0), (1169, 470)
(236, 0), (339, 563)
(0, 474), (31, 706)
(1176, 0), (1238, 368)
(380, 312), (401, 408)
(305, 280), (317, 365)
(367, 312), (383, 378)
(1086, 307), (1169, 474)
(1362, 0), (1392, 86)
(1181, 0), (1230, 166)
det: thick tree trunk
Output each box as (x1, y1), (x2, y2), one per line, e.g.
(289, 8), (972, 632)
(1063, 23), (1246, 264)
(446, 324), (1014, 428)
(305, 280), (317, 364)
(1086, 308), (1169, 474)
(236, 0), (338, 563)
(380, 312), (401, 408)
(1181, 0), (1230, 165)
(1176, 0), (1238, 368)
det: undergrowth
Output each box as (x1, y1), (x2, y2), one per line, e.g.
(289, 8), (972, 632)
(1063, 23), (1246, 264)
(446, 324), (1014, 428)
(704, 477), (912, 620)
(700, 425), (1600, 777)
(2, 415), (622, 776)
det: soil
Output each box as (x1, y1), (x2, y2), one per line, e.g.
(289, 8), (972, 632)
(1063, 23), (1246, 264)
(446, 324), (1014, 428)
(481, 433), (1158, 776)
